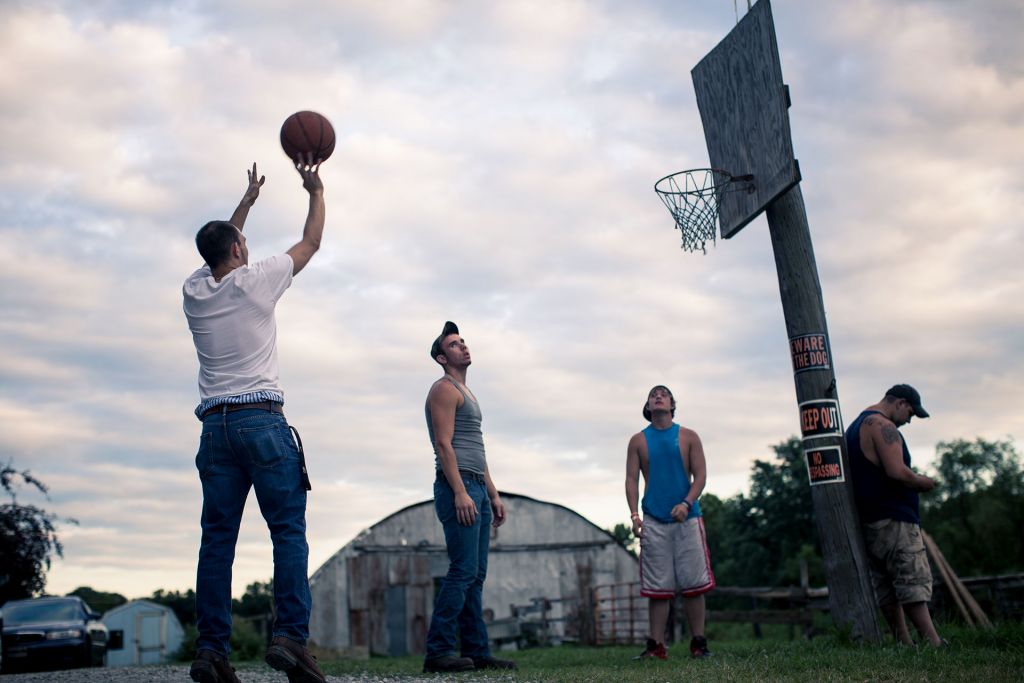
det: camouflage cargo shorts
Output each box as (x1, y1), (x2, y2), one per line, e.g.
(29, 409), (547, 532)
(862, 519), (932, 606)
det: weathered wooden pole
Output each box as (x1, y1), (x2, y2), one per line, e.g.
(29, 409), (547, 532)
(765, 184), (882, 642)
(683, 0), (884, 642)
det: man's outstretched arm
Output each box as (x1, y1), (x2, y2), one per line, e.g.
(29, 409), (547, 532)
(229, 162), (266, 232)
(287, 156), (325, 276)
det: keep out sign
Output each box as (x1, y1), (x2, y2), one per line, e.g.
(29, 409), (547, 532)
(789, 333), (830, 373)
(799, 399), (842, 439)
(805, 445), (844, 485)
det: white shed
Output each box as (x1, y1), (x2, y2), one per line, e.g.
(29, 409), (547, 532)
(102, 600), (185, 666)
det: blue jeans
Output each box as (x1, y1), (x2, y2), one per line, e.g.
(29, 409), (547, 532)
(194, 408), (311, 655)
(424, 474), (492, 661)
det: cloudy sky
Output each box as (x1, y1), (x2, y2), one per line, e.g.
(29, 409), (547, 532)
(2, 0), (1021, 600)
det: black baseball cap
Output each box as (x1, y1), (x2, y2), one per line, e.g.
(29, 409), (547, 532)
(430, 321), (460, 361)
(885, 384), (929, 418)
(642, 385), (676, 421)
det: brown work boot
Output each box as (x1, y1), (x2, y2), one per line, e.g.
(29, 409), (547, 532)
(190, 649), (241, 683)
(471, 654), (518, 670)
(265, 636), (326, 683)
(423, 655), (475, 673)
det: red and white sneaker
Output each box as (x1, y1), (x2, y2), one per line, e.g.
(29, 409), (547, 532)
(690, 635), (712, 658)
(633, 638), (668, 660)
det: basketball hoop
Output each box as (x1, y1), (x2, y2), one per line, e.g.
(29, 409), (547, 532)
(654, 169), (754, 254)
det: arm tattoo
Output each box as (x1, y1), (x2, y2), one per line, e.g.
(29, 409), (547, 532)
(881, 424), (900, 445)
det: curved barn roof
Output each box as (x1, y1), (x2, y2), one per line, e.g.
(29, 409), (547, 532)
(318, 491), (633, 563)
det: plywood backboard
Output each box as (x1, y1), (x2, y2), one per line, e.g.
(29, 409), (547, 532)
(691, 0), (800, 238)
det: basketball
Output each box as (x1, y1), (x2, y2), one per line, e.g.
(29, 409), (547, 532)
(280, 111), (336, 164)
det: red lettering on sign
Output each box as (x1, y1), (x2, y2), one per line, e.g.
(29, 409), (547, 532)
(790, 335), (829, 372)
(808, 463), (842, 480)
(801, 409), (817, 432)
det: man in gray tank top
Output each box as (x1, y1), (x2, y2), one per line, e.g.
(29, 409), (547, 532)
(422, 321), (516, 673)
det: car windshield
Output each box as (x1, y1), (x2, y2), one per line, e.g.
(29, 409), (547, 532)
(2, 601), (82, 626)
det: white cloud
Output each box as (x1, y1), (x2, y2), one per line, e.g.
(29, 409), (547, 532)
(3, 0), (1021, 599)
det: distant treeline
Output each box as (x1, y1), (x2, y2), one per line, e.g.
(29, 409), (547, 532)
(67, 579), (272, 626)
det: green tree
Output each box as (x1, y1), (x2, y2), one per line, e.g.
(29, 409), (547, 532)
(149, 588), (197, 626)
(233, 579), (274, 618)
(746, 437), (820, 585)
(922, 438), (1024, 575)
(67, 586), (127, 614)
(704, 438), (822, 587)
(606, 523), (638, 557)
(0, 463), (75, 604)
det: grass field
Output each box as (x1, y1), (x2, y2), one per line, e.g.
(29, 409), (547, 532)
(304, 622), (1024, 682)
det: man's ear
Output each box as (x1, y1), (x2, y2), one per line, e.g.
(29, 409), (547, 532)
(436, 354), (447, 365)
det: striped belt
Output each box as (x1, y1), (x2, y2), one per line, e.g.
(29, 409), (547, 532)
(200, 401), (284, 420)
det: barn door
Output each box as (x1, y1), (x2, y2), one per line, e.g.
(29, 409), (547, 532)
(386, 585), (408, 656)
(135, 610), (166, 665)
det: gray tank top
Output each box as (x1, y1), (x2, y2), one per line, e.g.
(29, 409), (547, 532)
(426, 378), (487, 475)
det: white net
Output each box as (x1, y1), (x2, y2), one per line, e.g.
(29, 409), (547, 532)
(654, 169), (733, 254)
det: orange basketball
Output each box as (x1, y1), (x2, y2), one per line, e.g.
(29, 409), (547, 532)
(280, 111), (335, 164)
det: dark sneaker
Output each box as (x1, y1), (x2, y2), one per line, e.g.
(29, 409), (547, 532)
(265, 636), (326, 683)
(633, 638), (668, 660)
(423, 655), (475, 673)
(690, 635), (712, 658)
(472, 655), (518, 670)
(190, 649), (240, 683)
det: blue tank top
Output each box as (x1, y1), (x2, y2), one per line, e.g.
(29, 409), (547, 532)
(425, 378), (487, 475)
(846, 410), (920, 524)
(641, 423), (701, 523)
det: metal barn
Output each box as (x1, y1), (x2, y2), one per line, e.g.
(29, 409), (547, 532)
(308, 493), (639, 656)
(102, 599), (185, 666)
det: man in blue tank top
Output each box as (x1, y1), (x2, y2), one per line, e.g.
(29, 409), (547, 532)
(846, 384), (943, 646)
(625, 385), (714, 660)
(421, 321), (516, 673)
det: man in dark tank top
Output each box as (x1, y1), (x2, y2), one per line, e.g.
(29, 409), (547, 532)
(421, 321), (516, 673)
(845, 384), (944, 647)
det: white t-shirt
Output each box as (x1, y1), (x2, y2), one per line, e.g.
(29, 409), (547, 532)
(183, 254), (294, 402)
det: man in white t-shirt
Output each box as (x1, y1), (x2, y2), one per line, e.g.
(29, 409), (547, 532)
(183, 159), (326, 683)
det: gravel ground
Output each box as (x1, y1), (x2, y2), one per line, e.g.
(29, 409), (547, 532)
(0, 665), (521, 683)
(0, 666), (462, 683)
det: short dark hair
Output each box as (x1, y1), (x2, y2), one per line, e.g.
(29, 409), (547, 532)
(195, 220), (240, 269)
(430, 321), (460, 364)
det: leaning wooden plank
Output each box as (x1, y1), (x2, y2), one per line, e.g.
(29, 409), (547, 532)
(922, 529), (974, 627)
(922, 530), (994, 629)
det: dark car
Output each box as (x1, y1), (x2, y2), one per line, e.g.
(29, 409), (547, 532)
(0, 596), (109, 673)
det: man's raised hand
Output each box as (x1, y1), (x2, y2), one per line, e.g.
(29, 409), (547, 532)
(242, 162), (266, 206)
(294, 153), (324, 195)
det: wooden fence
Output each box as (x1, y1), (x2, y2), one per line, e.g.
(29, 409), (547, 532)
(593, 582), (829, 645)
(502, 571), (1023, 649)
(931, 573), (1024, 623)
